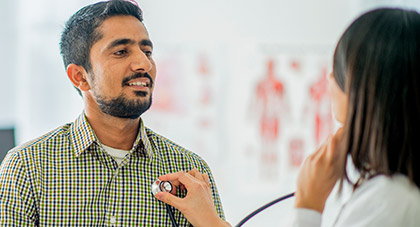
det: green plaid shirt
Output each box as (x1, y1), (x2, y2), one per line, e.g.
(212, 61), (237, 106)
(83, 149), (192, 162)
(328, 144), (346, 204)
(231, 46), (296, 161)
(0, 113), (224, 226)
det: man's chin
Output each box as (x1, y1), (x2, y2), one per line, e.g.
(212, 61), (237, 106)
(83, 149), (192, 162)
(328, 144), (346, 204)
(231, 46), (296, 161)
(115, 113), (142, 119)
(106, 108), (146, 119)
(133, 91), (148, 97)
(96, 93), (152, 120)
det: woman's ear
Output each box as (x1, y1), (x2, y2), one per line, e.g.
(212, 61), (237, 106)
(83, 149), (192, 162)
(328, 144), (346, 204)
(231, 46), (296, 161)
(66, 64), (91, 92)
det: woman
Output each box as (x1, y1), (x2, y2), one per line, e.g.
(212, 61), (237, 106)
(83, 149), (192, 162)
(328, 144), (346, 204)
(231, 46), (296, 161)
(155, 8), (420, 226)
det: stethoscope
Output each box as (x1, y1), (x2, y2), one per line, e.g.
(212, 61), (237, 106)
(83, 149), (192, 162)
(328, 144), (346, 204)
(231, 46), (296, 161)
(151, 179), (294, 227)
(151, 179), (179, 227)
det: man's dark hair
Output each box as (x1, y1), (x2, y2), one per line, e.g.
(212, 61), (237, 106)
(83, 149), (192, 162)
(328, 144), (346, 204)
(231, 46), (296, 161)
(333, 8), (420, 189)
(60, 0), (143, 95)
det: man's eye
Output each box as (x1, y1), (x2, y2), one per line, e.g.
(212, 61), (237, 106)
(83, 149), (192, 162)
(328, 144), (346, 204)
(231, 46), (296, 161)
(114, 49), (128, 56)
(144, 50), (152, 57)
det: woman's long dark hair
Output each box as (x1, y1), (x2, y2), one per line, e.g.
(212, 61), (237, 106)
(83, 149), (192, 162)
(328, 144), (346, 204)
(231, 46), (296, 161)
(333, 8), (420, 188)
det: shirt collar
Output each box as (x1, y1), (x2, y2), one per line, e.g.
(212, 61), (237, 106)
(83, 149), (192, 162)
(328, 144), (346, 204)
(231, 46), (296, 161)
(70, 113), (153, 159)
(133, 118), (153, 159)
(70, 113), (98, 157)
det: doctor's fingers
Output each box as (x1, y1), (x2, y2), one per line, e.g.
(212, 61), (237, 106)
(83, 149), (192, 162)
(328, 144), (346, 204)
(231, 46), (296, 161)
(189, 171), (212, 196)
(307, 136), (332, 163)
(323, 128), (345, 167)
(155, 191), (183, 209)
(160, 171), (203, 190)
(188, 169), (208, 185)
(312, 126), (343, 159)
(314, 129), (343, 162)
(330, 127), (345, 160)
(158, 172), (183, 193)
(203, 173), (211, 188)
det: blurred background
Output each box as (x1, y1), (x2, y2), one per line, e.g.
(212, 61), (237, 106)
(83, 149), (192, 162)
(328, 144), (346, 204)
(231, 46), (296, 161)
(1, 0), (419, 225)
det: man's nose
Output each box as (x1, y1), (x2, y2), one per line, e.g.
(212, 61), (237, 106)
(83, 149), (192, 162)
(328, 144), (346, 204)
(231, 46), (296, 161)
(131, 50), (152, 73)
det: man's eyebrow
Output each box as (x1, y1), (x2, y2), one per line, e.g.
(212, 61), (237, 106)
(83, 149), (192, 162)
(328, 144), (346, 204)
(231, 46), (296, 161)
(140, 39), (153, 49)
(107, 38), (135, 50)
(106, 38), (153, 50)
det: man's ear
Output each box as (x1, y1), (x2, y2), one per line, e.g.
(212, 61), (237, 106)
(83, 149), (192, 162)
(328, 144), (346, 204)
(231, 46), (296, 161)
(66, 64), (91, 91)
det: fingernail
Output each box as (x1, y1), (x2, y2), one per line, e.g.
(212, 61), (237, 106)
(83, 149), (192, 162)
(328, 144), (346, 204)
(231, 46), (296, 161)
(155, 192), (162, 200)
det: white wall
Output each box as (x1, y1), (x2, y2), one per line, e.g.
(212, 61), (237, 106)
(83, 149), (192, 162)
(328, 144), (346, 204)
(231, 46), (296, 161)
(0, 1), (17, 128)
(1, 0), (420, 225)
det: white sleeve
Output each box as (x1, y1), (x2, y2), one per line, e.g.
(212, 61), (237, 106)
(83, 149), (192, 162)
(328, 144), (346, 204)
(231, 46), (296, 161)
(293, 208), (322, 227)
(333, 175), (420, 227)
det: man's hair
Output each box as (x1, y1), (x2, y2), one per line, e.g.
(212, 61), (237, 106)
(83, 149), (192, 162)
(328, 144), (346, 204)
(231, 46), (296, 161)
(333, 8), (420, 188)
(59, 0), (143, 95)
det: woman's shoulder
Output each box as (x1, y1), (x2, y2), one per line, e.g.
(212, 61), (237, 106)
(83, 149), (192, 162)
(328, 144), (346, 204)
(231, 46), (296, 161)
(356, 174), (420, 205)
(335, 174), (420, 226)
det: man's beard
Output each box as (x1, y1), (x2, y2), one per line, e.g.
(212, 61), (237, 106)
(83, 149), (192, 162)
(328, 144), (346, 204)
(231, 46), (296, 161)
(91, 72), (154, 119)
(96, 92), (152, 119)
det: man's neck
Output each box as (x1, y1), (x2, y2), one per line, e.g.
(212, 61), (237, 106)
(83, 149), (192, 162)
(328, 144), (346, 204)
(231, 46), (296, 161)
(85, 107), (140, 151)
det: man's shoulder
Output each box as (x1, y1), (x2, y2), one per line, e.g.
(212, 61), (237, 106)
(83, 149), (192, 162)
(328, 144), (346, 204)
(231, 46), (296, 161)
(145, 127), (191, 153)
(7, 123), (72, 158)
(144, 127), (207, 163)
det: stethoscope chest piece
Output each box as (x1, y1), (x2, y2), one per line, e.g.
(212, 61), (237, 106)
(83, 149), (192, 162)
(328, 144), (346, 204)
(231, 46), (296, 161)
(151, 179), (173, 196)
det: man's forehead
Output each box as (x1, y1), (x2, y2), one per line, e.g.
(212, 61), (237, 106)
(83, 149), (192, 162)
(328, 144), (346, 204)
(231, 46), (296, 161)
(98, 15), (150, 40)
(92, 15), (152, 49)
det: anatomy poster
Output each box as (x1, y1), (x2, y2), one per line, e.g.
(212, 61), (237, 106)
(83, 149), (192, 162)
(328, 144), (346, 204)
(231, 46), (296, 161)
(249, 59), (287, 179)
(226, 48), (334, 194)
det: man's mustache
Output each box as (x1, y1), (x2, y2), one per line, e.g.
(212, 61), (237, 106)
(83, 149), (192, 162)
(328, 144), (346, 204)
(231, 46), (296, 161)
(122, 72), (153, 87)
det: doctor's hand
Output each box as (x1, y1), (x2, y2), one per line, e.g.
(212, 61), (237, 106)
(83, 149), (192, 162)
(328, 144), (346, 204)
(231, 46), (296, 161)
(295, 128), (345, 213)
(155, 169), (231, 227)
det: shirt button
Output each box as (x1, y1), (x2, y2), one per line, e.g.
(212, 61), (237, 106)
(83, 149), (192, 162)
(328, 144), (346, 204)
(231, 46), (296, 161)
(110, 216), (117, 224)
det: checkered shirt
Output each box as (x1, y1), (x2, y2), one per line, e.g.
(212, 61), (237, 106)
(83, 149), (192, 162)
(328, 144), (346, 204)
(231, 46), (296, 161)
(0, 113), (225, 226)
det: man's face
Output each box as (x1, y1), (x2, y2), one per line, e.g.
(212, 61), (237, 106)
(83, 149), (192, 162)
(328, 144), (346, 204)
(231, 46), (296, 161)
(87, 15), (156, 119)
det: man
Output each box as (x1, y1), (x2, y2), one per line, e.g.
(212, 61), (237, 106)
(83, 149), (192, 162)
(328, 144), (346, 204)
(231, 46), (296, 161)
(0, 0), (224, 225)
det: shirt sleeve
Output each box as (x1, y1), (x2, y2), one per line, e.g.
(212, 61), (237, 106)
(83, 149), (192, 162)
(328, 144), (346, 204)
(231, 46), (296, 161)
(293, 208), (322, 227)
(198, 160), (226, 220)
(0, 151), (39, 226)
